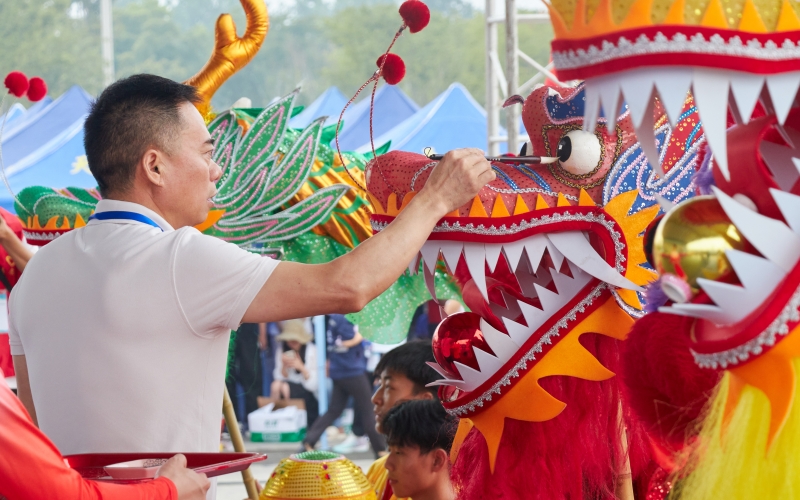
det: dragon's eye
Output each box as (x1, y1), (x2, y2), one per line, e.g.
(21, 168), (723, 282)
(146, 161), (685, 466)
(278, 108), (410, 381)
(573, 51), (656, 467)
(556, 130), (601, 175)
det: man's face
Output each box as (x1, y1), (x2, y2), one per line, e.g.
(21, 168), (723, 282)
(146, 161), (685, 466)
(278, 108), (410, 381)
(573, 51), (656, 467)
(371, 369), (431, 434)
(157, 102), (222, 227)
(384, 445), (438, 498)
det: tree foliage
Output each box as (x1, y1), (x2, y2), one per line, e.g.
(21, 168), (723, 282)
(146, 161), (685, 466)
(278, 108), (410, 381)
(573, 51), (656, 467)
(0, 0), (553, 110)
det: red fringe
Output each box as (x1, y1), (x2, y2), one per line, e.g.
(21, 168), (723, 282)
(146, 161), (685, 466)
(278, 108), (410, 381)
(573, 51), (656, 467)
(452, 334), (653, 500)
(619, 312), (721, 467)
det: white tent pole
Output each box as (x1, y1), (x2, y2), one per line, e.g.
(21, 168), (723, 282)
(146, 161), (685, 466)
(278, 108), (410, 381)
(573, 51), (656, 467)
(100, 0), (115, 87)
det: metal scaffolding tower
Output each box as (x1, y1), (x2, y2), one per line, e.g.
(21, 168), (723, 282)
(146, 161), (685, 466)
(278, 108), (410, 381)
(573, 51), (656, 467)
(100, 0), (115, 87)
(485, 0), (560, 155)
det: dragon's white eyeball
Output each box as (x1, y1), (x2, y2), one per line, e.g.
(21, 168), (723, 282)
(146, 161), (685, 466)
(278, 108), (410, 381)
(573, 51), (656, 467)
(556, 130), (601, 175)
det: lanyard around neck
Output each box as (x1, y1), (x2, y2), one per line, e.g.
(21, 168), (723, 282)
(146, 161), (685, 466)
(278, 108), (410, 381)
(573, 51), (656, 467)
(88, 211), (164, 232)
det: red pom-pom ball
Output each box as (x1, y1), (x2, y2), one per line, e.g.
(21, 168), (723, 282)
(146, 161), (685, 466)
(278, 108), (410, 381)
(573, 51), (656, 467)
(26, 77), (47, 102)
(376, 54), (406, 85)
(399, 0), (430, 33)
(4, 71), (29, 98)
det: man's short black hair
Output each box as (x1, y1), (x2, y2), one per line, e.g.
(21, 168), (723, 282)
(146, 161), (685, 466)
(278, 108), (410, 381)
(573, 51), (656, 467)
(83, 74), (201, 196)
(383, 399), (457, 454)
(375, 340), (442, 398)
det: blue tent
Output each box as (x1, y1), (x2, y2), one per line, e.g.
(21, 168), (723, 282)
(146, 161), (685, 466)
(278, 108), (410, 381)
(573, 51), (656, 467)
(0, 123), (96, 212)
(359, 83), (492, 155)
(2, 86), (92, 173)
(289, 87), (348, 129)
(335, 85), (419, 151)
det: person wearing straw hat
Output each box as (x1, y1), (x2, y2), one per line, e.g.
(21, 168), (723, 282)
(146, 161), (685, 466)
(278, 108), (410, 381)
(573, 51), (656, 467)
(271, 319), (319, 427)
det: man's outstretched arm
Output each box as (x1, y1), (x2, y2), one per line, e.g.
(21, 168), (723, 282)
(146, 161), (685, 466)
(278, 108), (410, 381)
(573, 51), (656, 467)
(242, 149), (494, 323)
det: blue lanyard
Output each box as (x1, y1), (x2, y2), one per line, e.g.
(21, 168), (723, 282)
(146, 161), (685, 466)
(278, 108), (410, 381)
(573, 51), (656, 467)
(88, 211), (164, 232)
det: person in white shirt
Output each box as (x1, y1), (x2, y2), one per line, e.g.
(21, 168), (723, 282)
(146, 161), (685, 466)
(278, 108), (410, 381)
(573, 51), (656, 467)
(9, 74), (493, 466)
(271, 319), (319, 426)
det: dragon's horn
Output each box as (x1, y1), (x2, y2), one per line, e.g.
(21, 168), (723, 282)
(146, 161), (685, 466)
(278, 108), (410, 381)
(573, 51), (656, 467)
(183, 0), (269, 118)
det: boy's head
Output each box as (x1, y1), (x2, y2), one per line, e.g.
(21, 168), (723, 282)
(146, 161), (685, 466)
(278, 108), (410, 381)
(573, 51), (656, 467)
(371, 340), (442, 433)
(382, 399), (457, 499)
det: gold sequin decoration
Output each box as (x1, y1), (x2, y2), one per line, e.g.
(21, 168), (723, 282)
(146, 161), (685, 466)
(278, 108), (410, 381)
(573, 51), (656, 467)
(260, 453), (377, 500)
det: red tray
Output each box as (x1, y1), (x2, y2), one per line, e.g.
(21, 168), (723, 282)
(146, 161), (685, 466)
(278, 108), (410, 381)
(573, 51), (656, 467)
(64, 452), (267, 484)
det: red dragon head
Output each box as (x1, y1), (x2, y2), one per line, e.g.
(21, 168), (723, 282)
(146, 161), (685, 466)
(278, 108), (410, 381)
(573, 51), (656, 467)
(365, 83), (705, 497)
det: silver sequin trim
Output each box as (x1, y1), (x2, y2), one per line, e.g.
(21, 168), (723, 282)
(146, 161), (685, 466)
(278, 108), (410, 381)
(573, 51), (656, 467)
(487, 186), (579, 200)
(372, 211), (627, 273)
(553, 31), (800, 71)
(410, 162), (437, 192)
(691, 284), (800, 369)
(445, 283), (608, 417)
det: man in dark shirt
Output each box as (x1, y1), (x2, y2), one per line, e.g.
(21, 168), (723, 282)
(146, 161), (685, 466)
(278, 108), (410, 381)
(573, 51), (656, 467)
(302, 315), (385, 456)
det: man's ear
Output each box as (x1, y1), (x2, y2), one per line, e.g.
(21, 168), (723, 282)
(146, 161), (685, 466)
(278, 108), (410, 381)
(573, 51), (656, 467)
(430, 448), (449, 473)
(140, 149), (165, 187)
(419, 390), (434, 401)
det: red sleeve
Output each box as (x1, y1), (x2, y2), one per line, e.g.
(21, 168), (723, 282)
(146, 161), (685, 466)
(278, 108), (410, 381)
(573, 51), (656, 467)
(0, 382), (177, 500)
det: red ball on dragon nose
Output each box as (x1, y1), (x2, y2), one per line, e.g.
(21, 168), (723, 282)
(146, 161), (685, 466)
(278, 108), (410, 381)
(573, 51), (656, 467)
(433, 312), (495, 378)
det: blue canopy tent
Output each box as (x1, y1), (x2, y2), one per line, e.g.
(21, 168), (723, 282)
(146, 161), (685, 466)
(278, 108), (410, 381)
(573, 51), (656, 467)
(0, 120), (96, 213)
(359, 83), (495, 155)
(289, 87), (348, 128)
(2, 86), (91, 173)
(335, 85), (419, 151)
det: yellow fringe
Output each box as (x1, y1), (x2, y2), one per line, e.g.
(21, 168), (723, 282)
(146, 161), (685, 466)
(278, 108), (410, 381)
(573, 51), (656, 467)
(674, 360), (800, 499)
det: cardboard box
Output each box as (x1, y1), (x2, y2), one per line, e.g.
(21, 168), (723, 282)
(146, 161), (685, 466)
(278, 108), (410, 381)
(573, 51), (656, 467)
(257, 396), (306, 411)
(248, 402), (307, 443)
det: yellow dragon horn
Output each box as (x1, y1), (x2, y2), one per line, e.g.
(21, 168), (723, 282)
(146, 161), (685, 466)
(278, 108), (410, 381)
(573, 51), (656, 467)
(183, 0), (269, 118)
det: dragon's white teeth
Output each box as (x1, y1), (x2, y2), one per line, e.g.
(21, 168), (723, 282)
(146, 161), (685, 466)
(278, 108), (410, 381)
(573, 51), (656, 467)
(654, 69), (692, 128)
(489, 289), (524, 321)
(523, 236), (548, 273)
(713, 186), (800, 272)
(771, 189), (800, 234)
(592, 76), (622, 134)
(693, 70), (731, 181)
(766, 73), (800, 125)
(727, 249), (787, 292)
(503, 317), (531, 346)
(659, 303), (731, 324)
(485, 243), (503, 273)
(426, 379), (468, 388)
(514, 263), (550, 299)
(550, 260), (592, 297)
(423, 263), (438, 303)
(534, 283), (563, 314)
(545, 240), (565, 271)
(452, 361), (487, 393)
(472, 346), (504, 375)
(503, 240), (526, 271)
(480, 318), (521, 356)
(547, 232), (642, 291)
(730, 74), (764, 125)
(696, 278), (766, 325)
(440, 242), (464, 274)
(519, 300), (549, 333)
(631, 97), (664, 176)
(426, 361), (457, 380)
(619, 69), (656, 129)
(420, 242), (442, 275)
(464, 243), (489, 301)
(584, 83), (601, 133)
(759, 141), (800, 191)
(408, 253), (420, 275)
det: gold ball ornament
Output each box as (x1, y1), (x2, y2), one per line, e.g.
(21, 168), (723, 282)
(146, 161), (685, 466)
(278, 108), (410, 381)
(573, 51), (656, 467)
(652, 195), (748, 301)
(260, 451), (377, 500)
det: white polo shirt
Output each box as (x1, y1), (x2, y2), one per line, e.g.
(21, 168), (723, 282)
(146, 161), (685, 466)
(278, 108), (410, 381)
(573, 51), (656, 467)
(8, 200), (279, 455)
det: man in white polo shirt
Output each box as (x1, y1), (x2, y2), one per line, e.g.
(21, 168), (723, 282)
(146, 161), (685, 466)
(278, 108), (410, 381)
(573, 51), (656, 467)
(9, 75), (493, 461)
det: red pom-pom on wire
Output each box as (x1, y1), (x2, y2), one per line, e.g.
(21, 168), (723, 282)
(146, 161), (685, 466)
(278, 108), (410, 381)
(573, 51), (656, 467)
(399, 0), (430, 33)
(26, 77), (47, 102)
(376, 54), (406, 85)
(4, 71), (29, 98)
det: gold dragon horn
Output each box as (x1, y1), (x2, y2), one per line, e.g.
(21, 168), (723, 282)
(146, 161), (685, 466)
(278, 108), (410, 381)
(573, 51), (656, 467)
(183, 0), (269, 119)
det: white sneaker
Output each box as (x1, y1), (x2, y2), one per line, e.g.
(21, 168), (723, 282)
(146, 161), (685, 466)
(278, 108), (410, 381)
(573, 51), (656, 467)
(350, 436), (370, 453)
(332, 433), (359, 453)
